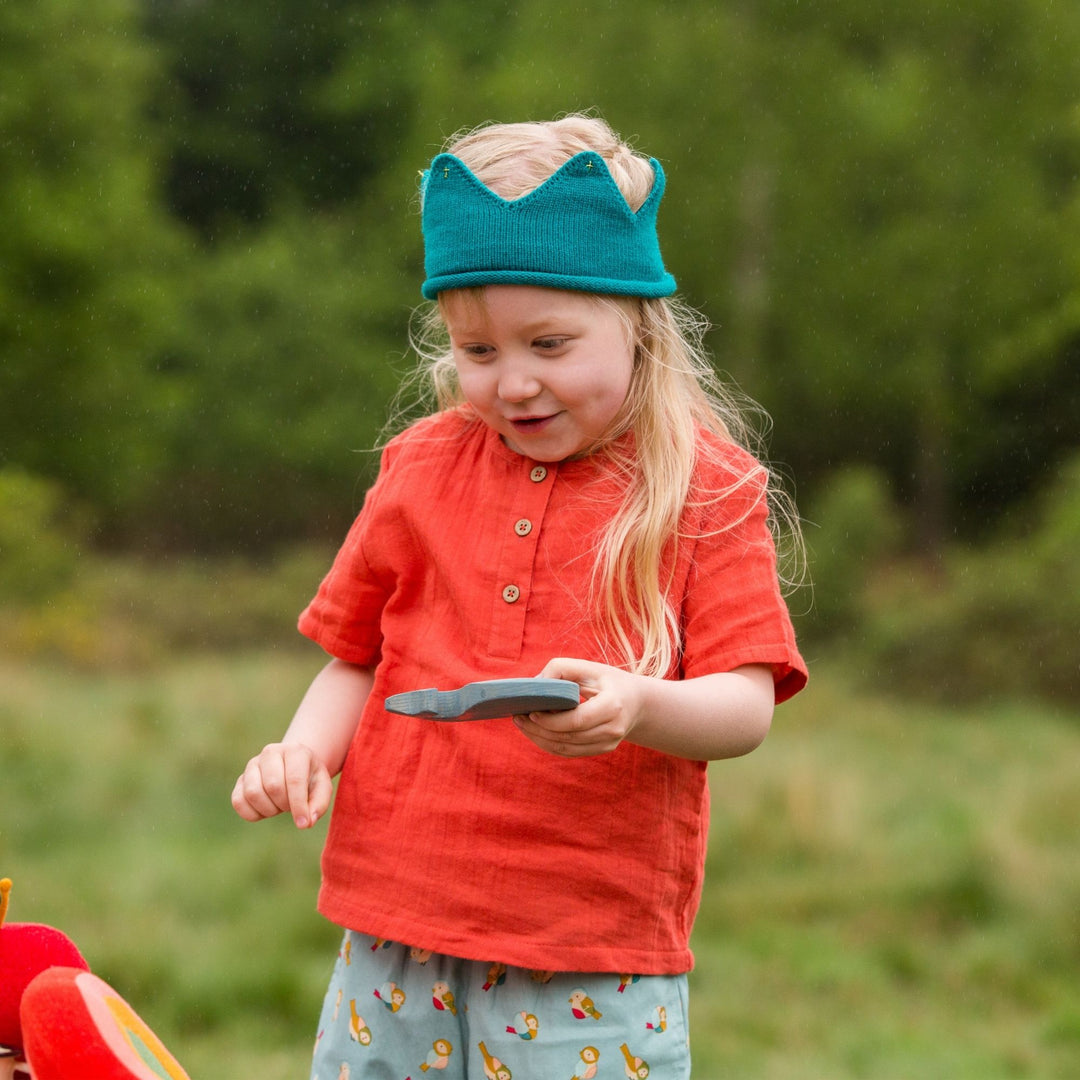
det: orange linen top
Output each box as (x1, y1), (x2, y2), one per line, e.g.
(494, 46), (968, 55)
(299, 408), (806, 974)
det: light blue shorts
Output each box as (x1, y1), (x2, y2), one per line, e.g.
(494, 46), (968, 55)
(309, 931), (690, 1079)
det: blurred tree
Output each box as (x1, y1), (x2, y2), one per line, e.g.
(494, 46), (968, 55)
(3, 0), (1077, 559)
(0, 0), (184, 522)
(144, 0), (470, 239)
(138, 212), (404, 551)
(700, 0), (1080, 553)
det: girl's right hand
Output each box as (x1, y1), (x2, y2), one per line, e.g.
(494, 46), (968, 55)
(231, 742), (333, 830)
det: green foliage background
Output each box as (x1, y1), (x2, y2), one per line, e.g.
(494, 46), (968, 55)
(1, 3), (1079, 1076)
(3, 0), (1078, 703)
(1, 0), (1078, 701)
(3, 0), (1079, 549)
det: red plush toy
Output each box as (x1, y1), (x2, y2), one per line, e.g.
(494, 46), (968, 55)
(0, 878), (191, 1080)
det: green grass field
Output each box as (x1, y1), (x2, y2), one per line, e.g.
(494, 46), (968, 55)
(2, 651), (1078, 1078)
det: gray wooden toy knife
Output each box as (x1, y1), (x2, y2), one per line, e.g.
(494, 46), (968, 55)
(384, 677), (580, 721)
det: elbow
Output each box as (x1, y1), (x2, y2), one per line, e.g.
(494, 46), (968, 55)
(745, 702), (773, 754)
(705, 697), (772, 762)
(726, 665), (775, 758)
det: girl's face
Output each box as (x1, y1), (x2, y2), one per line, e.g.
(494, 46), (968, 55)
(443, 285), (635, 461)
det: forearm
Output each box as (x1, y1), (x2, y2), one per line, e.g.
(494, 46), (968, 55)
(283, 658), (374, 776)
(627, 665), (775, 761)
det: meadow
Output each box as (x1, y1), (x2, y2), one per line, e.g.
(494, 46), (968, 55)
(2, 650), (1078, 1079)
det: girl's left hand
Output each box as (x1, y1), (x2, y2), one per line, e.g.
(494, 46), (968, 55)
(512, 658), (645, 757)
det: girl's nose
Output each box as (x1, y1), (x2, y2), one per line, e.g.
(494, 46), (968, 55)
(497, 358), (542, 402)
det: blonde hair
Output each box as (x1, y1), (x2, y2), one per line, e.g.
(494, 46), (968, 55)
(403, 114), (801, 677)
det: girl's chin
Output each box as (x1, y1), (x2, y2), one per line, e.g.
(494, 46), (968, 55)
(501, 438), (591, 462)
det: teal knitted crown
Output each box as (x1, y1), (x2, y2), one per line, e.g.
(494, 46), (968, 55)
(420, 150), (677, 299)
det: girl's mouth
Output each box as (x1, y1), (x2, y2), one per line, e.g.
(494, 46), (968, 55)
(509, 414), (558, 434)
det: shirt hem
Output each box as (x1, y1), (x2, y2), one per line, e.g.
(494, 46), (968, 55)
(317, 890), (695, 976)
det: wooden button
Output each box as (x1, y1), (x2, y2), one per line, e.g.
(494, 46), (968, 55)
(514, 518), (533, 537)
(501, 584), (521, 603)
(529, 466), (548, 482)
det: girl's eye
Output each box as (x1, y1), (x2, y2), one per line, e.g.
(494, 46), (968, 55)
(461, 344), (494, 359)
(534, 337), (569, 351)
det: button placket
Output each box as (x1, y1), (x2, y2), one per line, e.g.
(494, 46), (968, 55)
(487, 459), (556, 659)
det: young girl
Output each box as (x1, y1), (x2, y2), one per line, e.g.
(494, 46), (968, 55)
(233, 114), (806, 1080)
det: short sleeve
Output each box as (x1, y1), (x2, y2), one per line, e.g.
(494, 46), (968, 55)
(679, 450), (807, 703)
